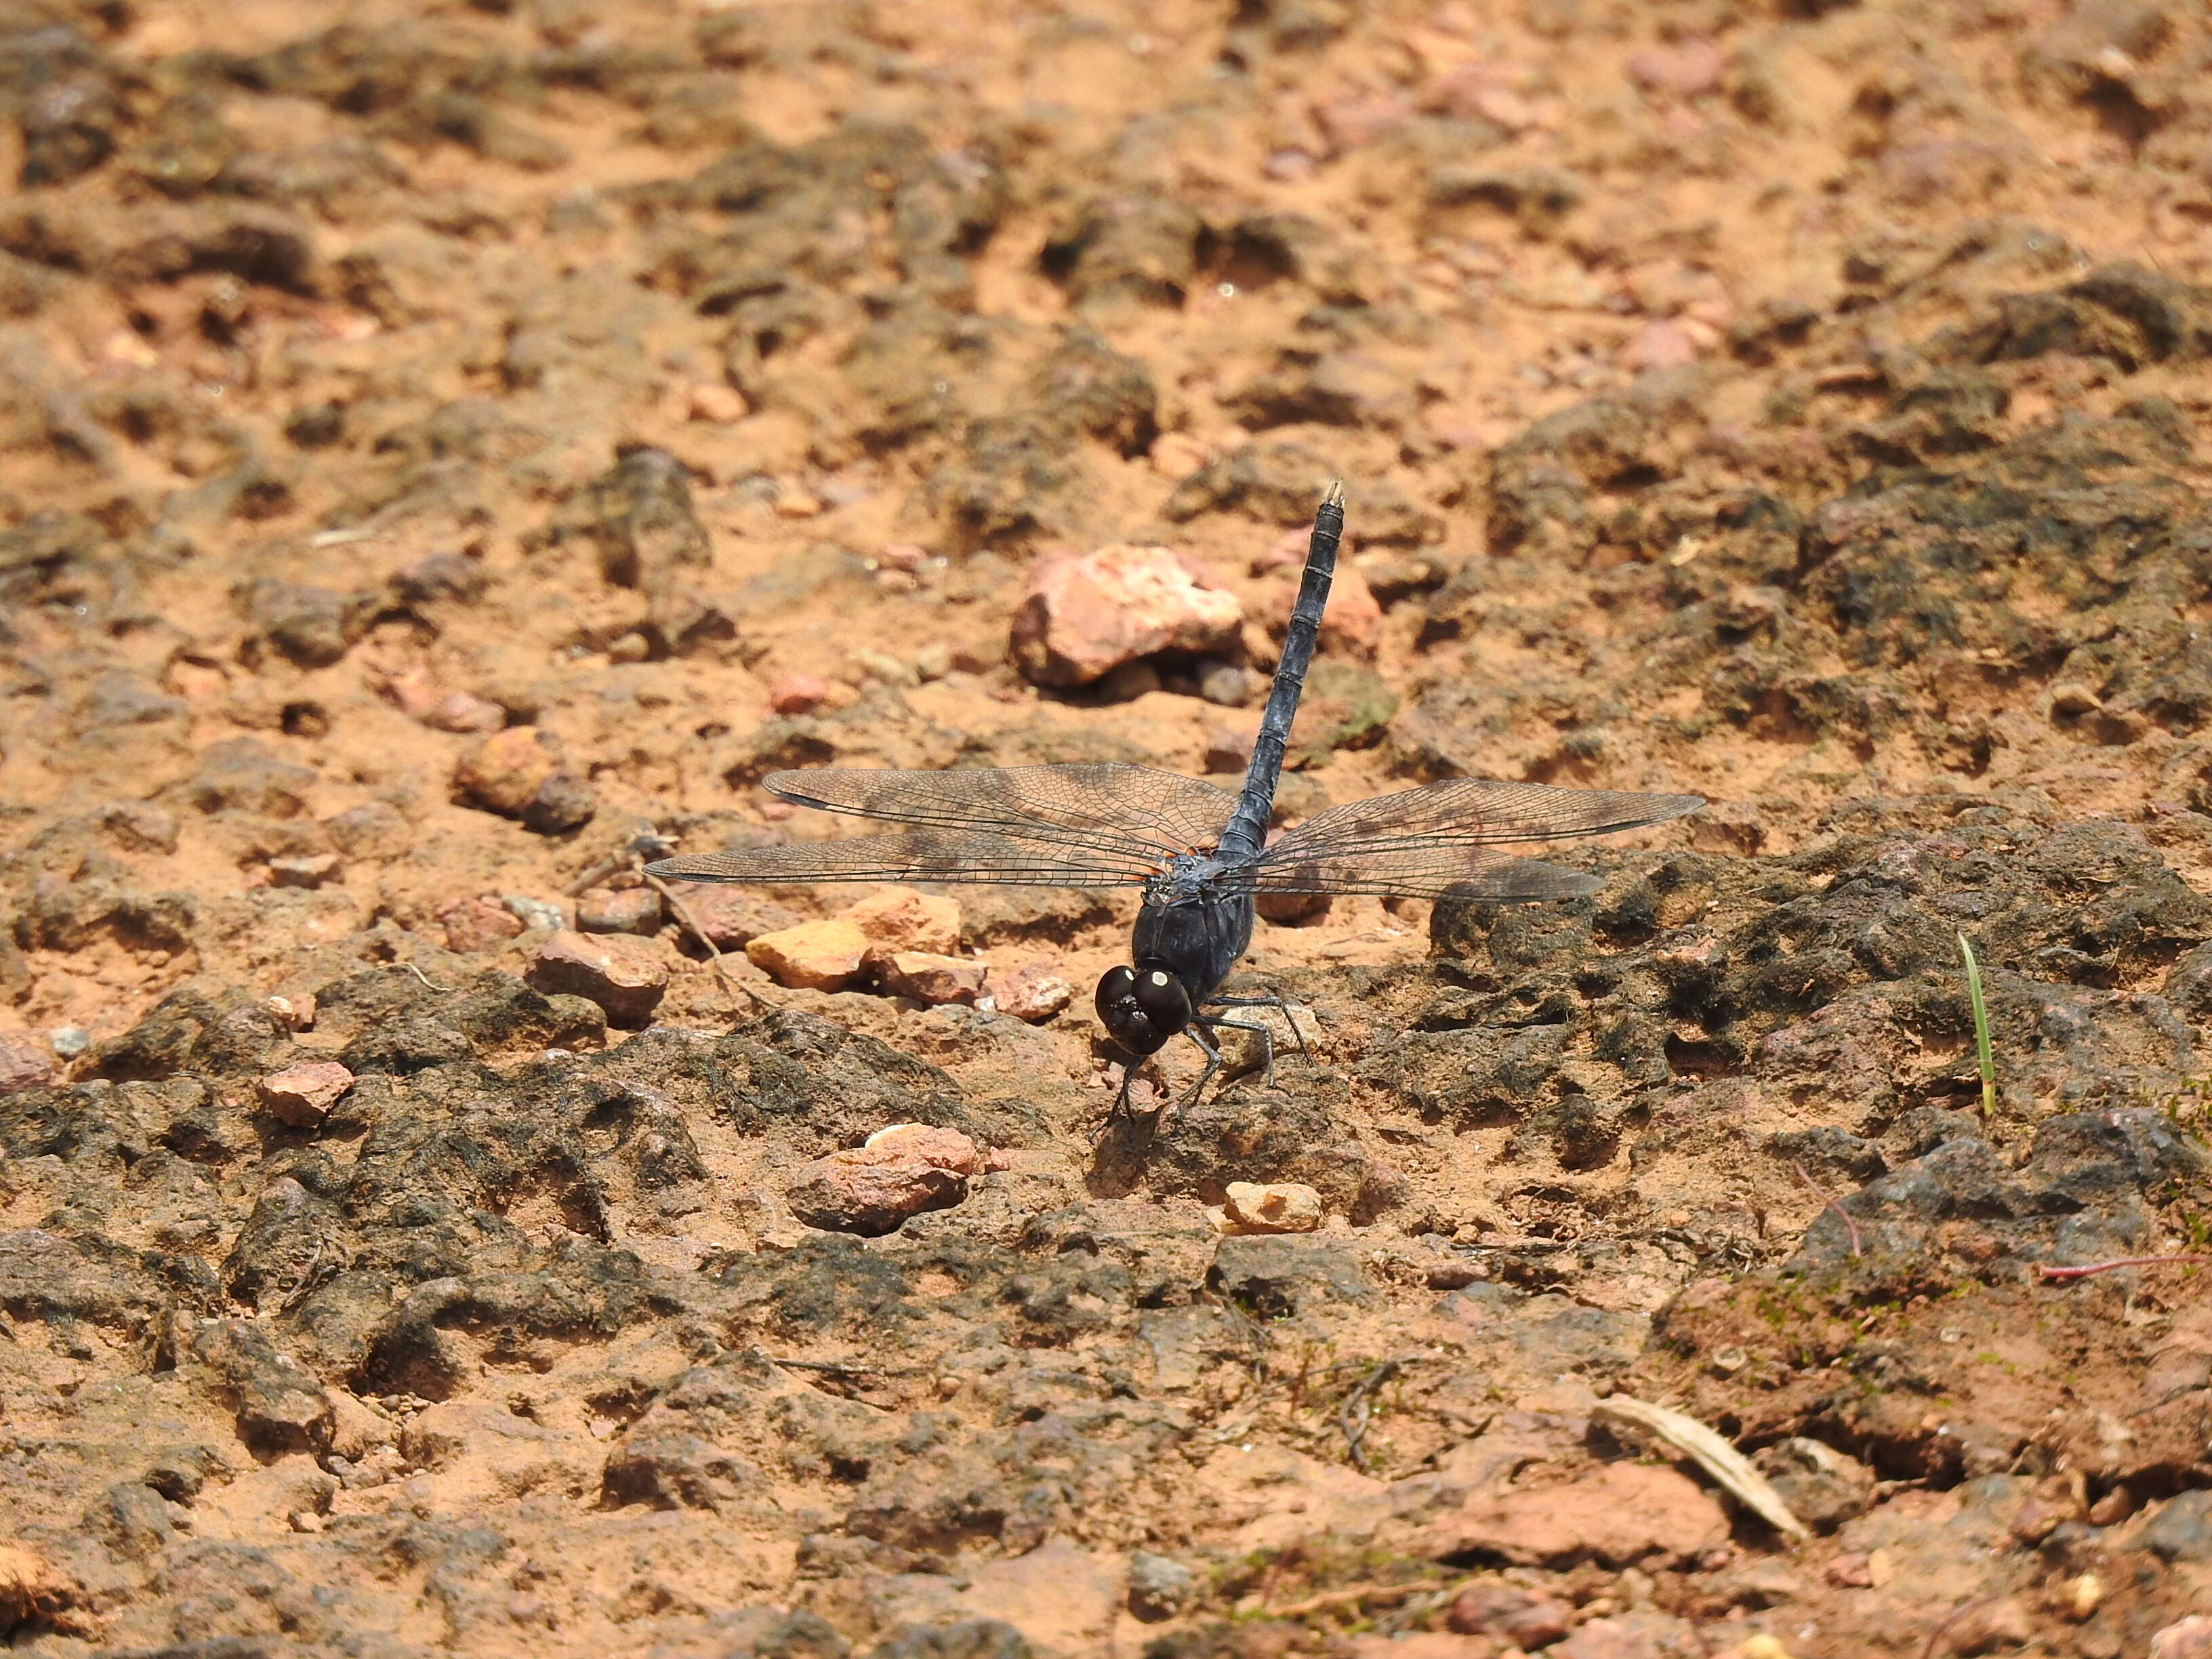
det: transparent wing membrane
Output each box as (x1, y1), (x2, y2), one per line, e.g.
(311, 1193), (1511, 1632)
(1265, 779), (1706, 856)
(653, 830), (1153, 888)
(762, 764), (1235, 861)
(1240, 845), (1604, 901)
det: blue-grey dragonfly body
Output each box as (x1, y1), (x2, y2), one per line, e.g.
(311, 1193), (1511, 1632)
(649, 484), (1703, 1115)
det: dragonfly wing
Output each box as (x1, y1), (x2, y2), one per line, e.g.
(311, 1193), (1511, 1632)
(763, 764), (1236, 864)
(1240, 844), (1603, 901)
(1267, 778), (1704, 853)
(649, 829), (1152, 888)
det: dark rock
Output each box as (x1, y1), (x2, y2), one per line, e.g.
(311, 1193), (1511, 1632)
(2135, 1490), (2212, 1563)
(1126, 1551), (1196, 1621)
(867, 1620), (1031, 1659)
(1208, 1235), (1368, 1317)
(1042, 194), (1203, 308)
(182, 739), (318, 819)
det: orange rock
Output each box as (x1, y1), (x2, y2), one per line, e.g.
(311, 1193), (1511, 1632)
(842, 887), (961, 955)
(454, 726), (557, 813)
(1010, 544), (1242, 687)
(662, 885), (799, 949)
(766, 674), (841, 714)
(437, 895), (524, 954)
(1428, 1461), (1729, 1568)
(528, 930), (669, 1027)
(745, 918), (871, 991)
(257, 1061), (354, 1128)
(865, 1122), (986, 1176)
(787, 1144), (968, 1236)
(876, 950), (985, 1005)
(987, 961), (1073, 1023)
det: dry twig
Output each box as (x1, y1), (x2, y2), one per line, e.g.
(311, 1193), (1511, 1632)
(1793, 1162), (1863, 1259)
(2039, 1254), (2212, 1282)
(640, 867), (772, 1010)
(1338, 1357), (1402, 1473)
(1593, 1395), (1810, 1542)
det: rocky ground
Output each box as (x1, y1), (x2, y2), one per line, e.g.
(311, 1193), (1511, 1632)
(7, 0), (2212, 1655)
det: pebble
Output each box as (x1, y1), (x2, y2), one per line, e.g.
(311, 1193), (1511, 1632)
(1625, 319), (1700, 372)
(773, 490), (823, 518)
(257, 1061), (354, 1128)
(842, 887), (961, 956)
(0, 1032), (57, 1097)
(268, 853), (340, 889)
(745, 918), (872, 991)
(661, 886), (798, 949)
(2152, 1616), (2212, 1659)
(265, 993), (316, 1031)
(420, 691), (506, 733)
(453, 729), (596, 834)
(1213, 1182), (1324, 1235)
(1427, 1461), (1729, 1567)
(49, 1026), (90, 1057)
(875, 950), (986, 1006)
(986, 961), (1073, 1023)
(502, 895), (567, 933)
(575, 886), (664, 936)
(864, 1122), (986, 1176)
(786, 1143), (970, 1237)
(687, 382), (748, 423)
(1448, 1582), (1572, 1648)
(1126, 1551), (1197, 1620)
(1625, 38), (1726, 98)
(1009, 544), (1242, 688)
(765, 674), (844, 714)
(526, 930), (668, 1027)
(438, 895), (525, 954)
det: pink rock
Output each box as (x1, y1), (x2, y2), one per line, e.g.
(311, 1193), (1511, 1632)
(257, 1061), (354, 1128)
(865, 1122), (985, 1176)
(766, 674), (840, 715)
(421, 691), (506, 733)
(576, 886), (664, 936)
(786, 1145), (968, 1236)
(662, 885), (799, 949)
(876, 950), (986, 1006)
(437, 895), (524, 954)
(987, 961), (1073, 1023)
(1625, 319), (1699, 372)
(745, 918), (871, 991)
(1626, 38), (1726, 98)
(1448, 1582), (1571, 1648)
(527, 930), (668, 1027)
(842, 887), (961, 955)
(2152, 1616), (2212, 1659)
(1010, 544), (1242, 688)
(1263, 558), (1381, 657)
(1427, 1462), (1729, 1568)
(0, 1032), (57, 1097)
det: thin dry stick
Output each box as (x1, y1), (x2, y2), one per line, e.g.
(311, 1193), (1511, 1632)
(1267, 1579), (1444, 1620)
(1793, 1163), (1864, 1259)
(641, 868), (771, 1010)
(2039, 1254), (2212, 1282)
(1593, 1395), (1811, 1542)
(1338, 1357), (1402, 1474)
(1919, 1593), (2001, 1659)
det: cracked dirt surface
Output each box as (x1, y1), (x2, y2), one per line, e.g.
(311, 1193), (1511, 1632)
(7, 0), (2212, 1655)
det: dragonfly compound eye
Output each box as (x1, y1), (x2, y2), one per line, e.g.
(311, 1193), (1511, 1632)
(1094, 964), (1185, 1054)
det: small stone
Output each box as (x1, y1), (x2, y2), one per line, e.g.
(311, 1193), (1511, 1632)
(1148, 432), (1210, 480)
(49, 1026), (90, 1058)
(1625, 320), (1699, 372)
(575, 886), (665, 936)
(786, 1145), (968, 1236)
(1428, 1461), (1729, 1568)
(841, 887), (961, 956)
(2151, 1616), (2212, 1659)
(766, 674), (843, 714)
(987, 962), (1073, 1023)
(863, 1122), (985, 1176)
(1256, 888), (1332, 925)
(687, 382), (749, 423)
(268, 853), (341, 889)
(265, 994), (316, 1031)
(527, 930), (669, 1027)
(1197, 660), (1254, 705)
(663, 886), (800, 949)
(1010, 544), (1243, 688)
(1128, 1551), (1197, 1621)
(438, 895), (525, 954)
(454, 728), (594, 834)
(877, 543), (925, 571)
(0, 1033), (57, 1097)
(745, 919), (872, 991)
(773, 490), (822, 518)
(876, 950), (986, 1005)
(1216, 1181), (1324, 1235)
(503, 895), (567, 933)
(1751, 1438), (1875, 1530)
(1448, 1582), (1572, 1649)
(257, 1061), (354, 1128)
(1626, 38), (1726, 98)
(421, 691), (506, 733)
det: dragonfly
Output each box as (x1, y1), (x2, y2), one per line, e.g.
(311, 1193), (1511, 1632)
(649, 483), (1704, 1117)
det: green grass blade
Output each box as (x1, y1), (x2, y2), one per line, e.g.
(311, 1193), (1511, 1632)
(1959, 932), (1995, 1117)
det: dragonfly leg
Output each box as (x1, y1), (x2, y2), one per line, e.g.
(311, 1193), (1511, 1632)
(1173, 1023), (1229, 1115)
(1203, 991), (1312, 1061)
(1194, 1015), (1279, 1092)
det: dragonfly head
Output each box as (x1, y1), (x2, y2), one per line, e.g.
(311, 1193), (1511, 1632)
(1094, 962), (1191, 1056)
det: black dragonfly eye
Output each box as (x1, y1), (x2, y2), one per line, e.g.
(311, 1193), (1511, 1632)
(1094, 964), (1190, 1055)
